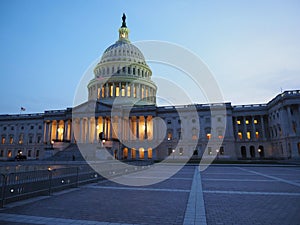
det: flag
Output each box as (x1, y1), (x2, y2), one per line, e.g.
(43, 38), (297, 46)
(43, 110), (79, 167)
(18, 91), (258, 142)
(21, 107), (26, 111)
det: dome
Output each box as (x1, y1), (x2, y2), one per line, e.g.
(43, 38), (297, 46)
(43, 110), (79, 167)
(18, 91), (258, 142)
(88, 14), (157, 106)
(100, 39), (146, 65)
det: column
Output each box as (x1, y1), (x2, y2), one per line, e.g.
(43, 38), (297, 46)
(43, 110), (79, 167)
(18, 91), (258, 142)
(94, 117), (98, 143)
(136, 116), (139, 140)
(64, 120), (68, 141)
(49, 121), (53, 143)
(252, 116), (256, 140)
(55, 121), (59, 140)
(79, 118), (83, 143)
(109, 118), (112, 140)
(242, 117), (247, 140)
(102, 116), (106, 139)
(44, 121), (48, 143)
(234, 117), (239, 141)
(260, 116), (266, 140)
(86, 118), (90, 143)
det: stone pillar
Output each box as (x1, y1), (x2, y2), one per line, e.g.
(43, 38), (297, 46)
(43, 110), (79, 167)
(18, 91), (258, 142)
(260, 116), (266, 140)
(55, 121), (59, 140)
(86, 118), (90, 143)
(136, 116), (139, 140)
(79, 118), (83, 143)
(64, 120), (68, 141)
(242, 117), (247, 140)
(94, 117), (98, 143)
(252, 116), (256, 140)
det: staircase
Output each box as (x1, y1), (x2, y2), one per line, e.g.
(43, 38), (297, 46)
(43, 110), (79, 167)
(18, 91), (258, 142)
(45, 144), (85, 161)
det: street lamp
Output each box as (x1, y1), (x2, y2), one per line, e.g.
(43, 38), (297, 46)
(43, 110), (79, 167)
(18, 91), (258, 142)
(216, 149), (219, 160)
(172, 149), (175, 160)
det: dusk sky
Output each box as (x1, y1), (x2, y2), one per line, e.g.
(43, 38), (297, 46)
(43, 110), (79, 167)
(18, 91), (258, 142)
(1, 0), (300, 114)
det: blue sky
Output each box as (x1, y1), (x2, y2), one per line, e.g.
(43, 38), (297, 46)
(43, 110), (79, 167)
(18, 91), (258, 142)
(0, 0), (300, 113)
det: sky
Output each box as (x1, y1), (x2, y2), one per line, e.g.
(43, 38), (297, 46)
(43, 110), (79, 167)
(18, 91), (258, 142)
(0, 0), (300, 114)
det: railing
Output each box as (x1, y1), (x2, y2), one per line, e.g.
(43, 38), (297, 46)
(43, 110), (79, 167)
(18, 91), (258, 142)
(0, 161), (151, 207)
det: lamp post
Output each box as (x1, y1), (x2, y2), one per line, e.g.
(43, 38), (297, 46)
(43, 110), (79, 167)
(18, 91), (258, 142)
(216, 149), (219, 160)
(172, 149), (175, 160)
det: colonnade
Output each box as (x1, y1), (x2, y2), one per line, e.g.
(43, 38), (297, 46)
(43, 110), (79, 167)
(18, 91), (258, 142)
(92, 82), (156, 103)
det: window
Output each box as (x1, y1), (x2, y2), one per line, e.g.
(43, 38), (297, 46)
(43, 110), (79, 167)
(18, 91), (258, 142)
(7, 150), (12, 158)
(206, 133), (211, 139)
(37, 136), (42, 143)
(254, 119), (258, 124)
(127, 86), (131, 97)
(0, 150), (3, 157)
(179, 148), (183, 155)
(28, 136), (33, 144)
(247, 131), (251, 139)
(255, 131), (259, 139)
(167, 132), (172, 140)
(36, 150), (40, 158)
(3, 127), (6, 131)
(28, 150), (32, 157)
(168, 148), (173, 156)
(220, 146), (224, 155)
(19, 134), (23, 144)
(217, 117), (222, 122)
(193, 150), (198, 155)
(178, 119), (181, 124)
(192, 128), (197, 140)
(208, 147), (212, 155)
(9, 136), (13, 144)
(11, 126), (14, 131)
(1, 137), (5, 144)
(167, 120), (171, 124)
(245, 120), (249, 125)
(236, 120), (241, 125)
(30, 125), (34, 130)
(238, 132), (242, 140)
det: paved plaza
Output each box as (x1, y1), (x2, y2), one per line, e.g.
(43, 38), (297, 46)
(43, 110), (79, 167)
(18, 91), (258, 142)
(0, 164), (299, 225)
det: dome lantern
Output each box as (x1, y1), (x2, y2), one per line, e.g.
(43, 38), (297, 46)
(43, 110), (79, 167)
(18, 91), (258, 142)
(119, 13), (129, 41)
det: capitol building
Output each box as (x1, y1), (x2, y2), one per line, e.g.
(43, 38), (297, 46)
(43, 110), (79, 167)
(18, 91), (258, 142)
(1, 15), (300, 161)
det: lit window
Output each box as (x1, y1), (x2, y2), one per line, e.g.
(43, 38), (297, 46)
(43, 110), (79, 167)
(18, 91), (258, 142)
(7, 150), (12, 158)
(192, 128), (197, 140)
(237, 120), (241, 125)
(247, 131), (251, 139)
(206, 133), (211, 139)
(110, 85), (113, 97)
(255, 131), (259, 139)
(101, 87), (105, 98)
(179, 148), (183, 155)
(1, 137), (5, 144)
(167, 132), (172, 140)
(97, 87), (100, 99)
(121, 84), (125, 96)
(9, 137), (13, 144)
(208, 147), (212, 155)
(238, 132), (242, 140)
(127, 86), (131, 97)
(116, 86), (120, 97)
(254, 119), (258, 124)
(245, 120), (249, 125)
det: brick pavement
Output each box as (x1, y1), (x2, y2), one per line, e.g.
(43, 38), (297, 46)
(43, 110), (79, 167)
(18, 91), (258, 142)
(0, 164), (299, 225)
(201, 165), (300, 225)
